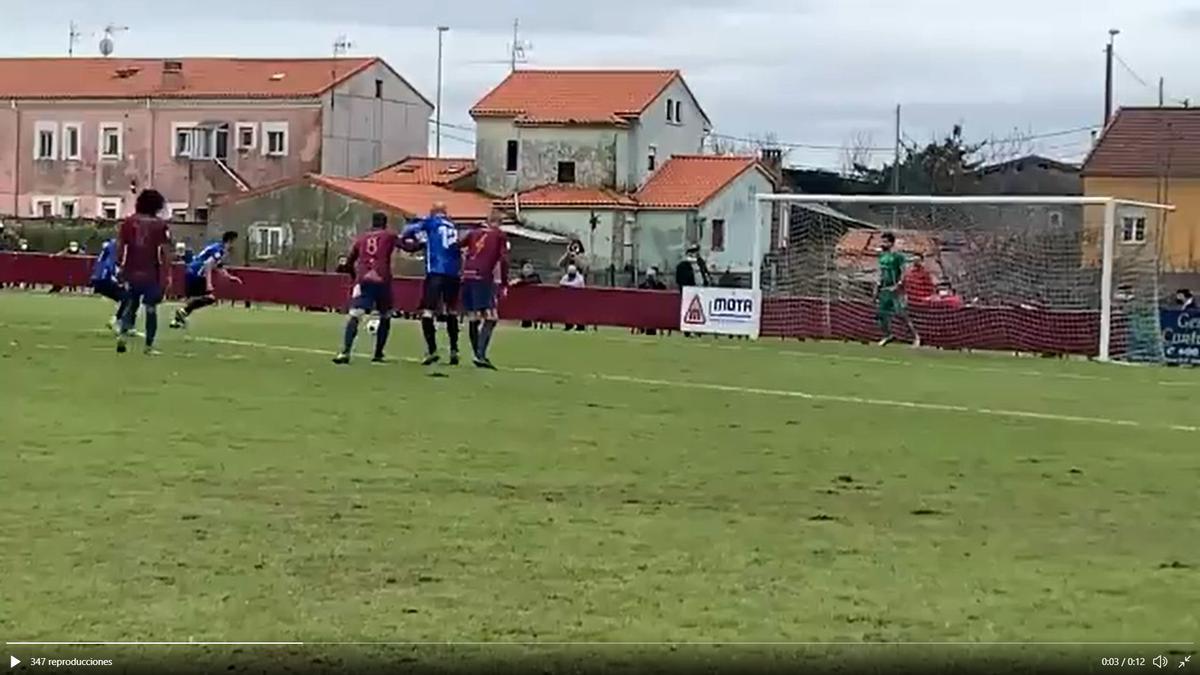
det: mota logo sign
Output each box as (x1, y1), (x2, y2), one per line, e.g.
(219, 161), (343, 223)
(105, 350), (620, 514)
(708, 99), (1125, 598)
(678, 287), (763, 338)
(711, 296), (755, 316)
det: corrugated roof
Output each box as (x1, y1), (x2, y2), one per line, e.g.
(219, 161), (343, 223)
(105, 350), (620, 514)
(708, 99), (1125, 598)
(635, 155), (767, 209)
(1082, 107), (1200, 178)
(367, 156), (477, 185)
(0, 57), (379, 99)
(496, 184), (638, 208)
(470, 69), (697, 126)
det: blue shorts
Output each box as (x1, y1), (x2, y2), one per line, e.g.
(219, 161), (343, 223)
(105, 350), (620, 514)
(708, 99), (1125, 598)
(351, 282), (393, 313)
(461, 279), (496, 312)
(126, 281), (163, 307)
(90, 279), (125, 303)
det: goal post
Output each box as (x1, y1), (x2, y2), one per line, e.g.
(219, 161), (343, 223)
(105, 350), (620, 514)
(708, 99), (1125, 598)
(752, 194), (1175, 363)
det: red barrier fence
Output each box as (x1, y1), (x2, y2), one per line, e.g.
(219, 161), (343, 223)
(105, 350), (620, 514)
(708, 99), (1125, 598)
(0, 252), (1106, 354)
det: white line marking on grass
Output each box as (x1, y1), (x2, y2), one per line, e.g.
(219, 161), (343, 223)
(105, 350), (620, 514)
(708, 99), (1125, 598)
(185, 336), (1192, 433)
(6, 325), (1194, 433)
(8, 640), (1195, 647)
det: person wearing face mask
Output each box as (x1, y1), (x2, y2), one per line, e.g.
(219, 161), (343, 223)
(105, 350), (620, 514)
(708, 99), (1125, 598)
(559, 263), (586, 331)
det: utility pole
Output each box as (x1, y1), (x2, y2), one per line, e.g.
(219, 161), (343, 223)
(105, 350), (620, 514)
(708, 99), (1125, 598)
(892, 104), (901, 229)
(436, 25), (450, 158)
(1104, 29), (1119, 125)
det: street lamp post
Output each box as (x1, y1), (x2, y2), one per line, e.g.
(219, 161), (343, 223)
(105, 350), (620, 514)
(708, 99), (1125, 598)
(436, 25), (450, 158)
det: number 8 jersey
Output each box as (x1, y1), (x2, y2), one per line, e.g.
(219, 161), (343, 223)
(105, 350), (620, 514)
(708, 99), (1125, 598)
(401, 215), (461, 278)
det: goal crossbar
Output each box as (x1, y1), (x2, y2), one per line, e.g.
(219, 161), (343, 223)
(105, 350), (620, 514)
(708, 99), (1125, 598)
(751, 194), (1176, 363)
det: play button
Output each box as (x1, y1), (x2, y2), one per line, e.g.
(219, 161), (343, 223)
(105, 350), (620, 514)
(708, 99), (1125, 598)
(9, 655), (19, 668)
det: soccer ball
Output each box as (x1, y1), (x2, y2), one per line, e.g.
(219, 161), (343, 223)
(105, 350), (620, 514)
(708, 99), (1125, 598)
(366, 317), (380, 335)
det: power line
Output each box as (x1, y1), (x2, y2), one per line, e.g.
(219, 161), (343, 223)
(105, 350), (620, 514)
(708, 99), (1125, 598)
(1113, 50), (1189, 106)
(710, 124), (1099, 154)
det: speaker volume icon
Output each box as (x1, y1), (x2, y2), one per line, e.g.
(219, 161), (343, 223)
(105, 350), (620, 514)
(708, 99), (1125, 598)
(1154, 655), (1169, 669)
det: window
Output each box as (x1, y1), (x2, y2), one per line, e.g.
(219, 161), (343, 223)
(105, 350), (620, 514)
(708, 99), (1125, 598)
(252, 226), (284, 259)
(173, 122), (197, 157)
(214, 126), (229, 160)
(34, 122), (57, 160)
(99, 123), (122, 160)
(556, 161), (576, 184)
(375, 79), (383, 98)
(666, 98), (675, 123)
(236, 123), (257, 151)
(63, 123), (82, 160)
(1121, 216), (1147, 244)
(31, 197), (55, 217)
(711, 218), (725, 252)
(59, 198), (79, 219)
(194, 208), (209, 224)
(505, 140), (519, 172)
(1048, 210), (1063, 228)
(263, 122), (288, 156)
(193, 128), (213, 159)
(169, 203), (189, 222)
(674, 100), (683, 124)
(647, 145), (657, 172)
(98, 198), (122, 220)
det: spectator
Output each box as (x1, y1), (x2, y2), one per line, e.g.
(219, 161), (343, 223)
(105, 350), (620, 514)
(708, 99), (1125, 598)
(559, 263), (586, 331)
(638, 266), (666, 291)
(510, 261), (544, 328)
(903, 253), (936, 304)
(50, 241), (84, 294)
(637, 267), (667, 336)
(1178, 288), (1196, 313)
(675, 244), (712, 288)
(558, 236), (588, 274)
(930, 281), (965, 310)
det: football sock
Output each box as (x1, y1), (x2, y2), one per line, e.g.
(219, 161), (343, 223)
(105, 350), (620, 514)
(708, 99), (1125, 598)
(479, 319), (497, 357)
(373, 315), (391, 358)
(343, 315), (360, 355)
(421, 316), (438, 354)
(468, 320), (481, 357)
(446, 315), (460, 353)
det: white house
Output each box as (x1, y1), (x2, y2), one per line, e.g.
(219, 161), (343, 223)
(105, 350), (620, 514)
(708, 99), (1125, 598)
(468, 68), (774, 280)
(470, 69), (711, 196)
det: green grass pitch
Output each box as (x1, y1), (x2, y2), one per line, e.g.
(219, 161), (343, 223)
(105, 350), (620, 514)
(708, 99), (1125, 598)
(1, 291), (1197, 670)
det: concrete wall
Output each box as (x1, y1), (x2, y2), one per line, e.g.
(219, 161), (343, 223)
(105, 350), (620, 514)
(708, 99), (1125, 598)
(321, 61), (432, 177)
(631, 79), (709, 189)
(1084, 176), (1200, 272)
(698, 169), (774, 274)
(474, 119), (630, 196)
(515, 207), (639, 279)
(634, 209), (689, 278)
(210, 182), (422, 275)
(2, 98), (324, 219)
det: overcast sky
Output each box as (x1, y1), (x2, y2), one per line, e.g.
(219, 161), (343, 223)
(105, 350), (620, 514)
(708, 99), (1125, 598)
(4, 0), (1198, 168)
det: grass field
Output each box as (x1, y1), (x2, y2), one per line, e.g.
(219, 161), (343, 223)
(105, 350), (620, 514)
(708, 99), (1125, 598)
(2, 291), (1197, 671)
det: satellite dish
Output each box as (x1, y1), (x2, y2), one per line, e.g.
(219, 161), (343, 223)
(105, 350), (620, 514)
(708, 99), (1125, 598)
(99, 36), (114, 57)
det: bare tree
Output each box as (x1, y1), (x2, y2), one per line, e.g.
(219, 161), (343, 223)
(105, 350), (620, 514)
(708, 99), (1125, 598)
(841, 131), (877, 174)
(979, 127), (1037, 165)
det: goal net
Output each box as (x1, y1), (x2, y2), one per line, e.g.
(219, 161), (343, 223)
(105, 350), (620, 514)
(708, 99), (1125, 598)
(752, 195), (1174, 363)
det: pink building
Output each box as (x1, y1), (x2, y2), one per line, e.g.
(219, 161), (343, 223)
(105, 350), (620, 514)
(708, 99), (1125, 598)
(0, 57), (432, 221)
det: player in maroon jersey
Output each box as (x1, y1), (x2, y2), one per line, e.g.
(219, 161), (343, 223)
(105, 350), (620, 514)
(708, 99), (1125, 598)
(333, 212), (400, 365)
(460, 209), (511, 369)
(115, 189), (172, 355)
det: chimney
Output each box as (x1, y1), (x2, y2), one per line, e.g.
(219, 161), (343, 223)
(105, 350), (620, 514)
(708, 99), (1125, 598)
(760, 147), (784, 183)
(161, 60), (184, 89)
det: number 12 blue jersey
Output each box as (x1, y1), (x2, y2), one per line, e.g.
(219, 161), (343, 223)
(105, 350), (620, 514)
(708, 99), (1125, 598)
(401, 216), (461, 277)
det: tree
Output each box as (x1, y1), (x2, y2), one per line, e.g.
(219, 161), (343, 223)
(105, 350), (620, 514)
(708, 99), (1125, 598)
(850, 124), (985, 195)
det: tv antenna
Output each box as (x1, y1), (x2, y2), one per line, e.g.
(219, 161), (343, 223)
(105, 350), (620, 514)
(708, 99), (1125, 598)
(98, 23), (128, 57)
(333, 34), (354, 58)
(68, 21), (82, 57)
(509, 18), (531, 71)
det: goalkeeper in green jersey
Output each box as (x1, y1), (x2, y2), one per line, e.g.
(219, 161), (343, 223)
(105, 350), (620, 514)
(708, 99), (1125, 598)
(875, 232), (922, 347)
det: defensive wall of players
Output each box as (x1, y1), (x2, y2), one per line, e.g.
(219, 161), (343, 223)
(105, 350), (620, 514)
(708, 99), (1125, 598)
(5, 251), (1196, 361)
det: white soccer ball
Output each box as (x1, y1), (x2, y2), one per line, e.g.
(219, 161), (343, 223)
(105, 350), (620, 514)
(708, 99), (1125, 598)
(366, 317), (380, 335)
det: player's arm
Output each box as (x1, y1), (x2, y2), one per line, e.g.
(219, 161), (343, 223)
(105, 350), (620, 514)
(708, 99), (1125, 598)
(157, 231), (174, 292)
(499, 234), (511, 288)
(217, 260), (243, 285)
(399, 219), (426, 240)
(339, 241), (359, 278)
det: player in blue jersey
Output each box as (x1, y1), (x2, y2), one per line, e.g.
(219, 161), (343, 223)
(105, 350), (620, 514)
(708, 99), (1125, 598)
(170, 231), (242, 329)
(400, 203), (463, 365)
(90, 238), (129, 332)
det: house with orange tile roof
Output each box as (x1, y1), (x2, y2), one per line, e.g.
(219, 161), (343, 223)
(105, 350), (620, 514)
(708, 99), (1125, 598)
(470, 69), (711, 197)
(367, 156), (477, 190)
(0, 57), (431, 222)
(1082, 107), (1200, 284)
